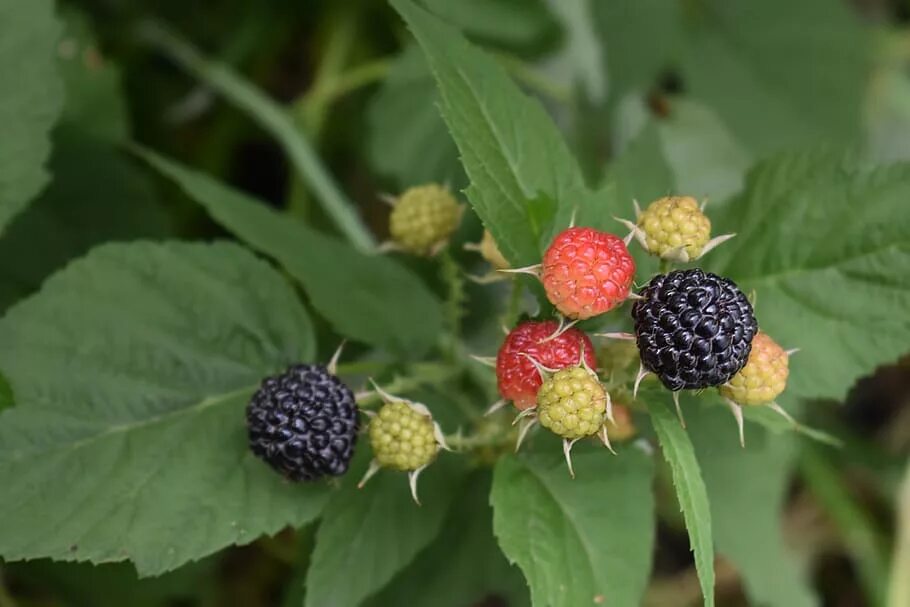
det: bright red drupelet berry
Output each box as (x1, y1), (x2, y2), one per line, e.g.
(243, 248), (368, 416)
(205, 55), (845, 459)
(496, 320), (596, 410)
(541, 227), (636, 320)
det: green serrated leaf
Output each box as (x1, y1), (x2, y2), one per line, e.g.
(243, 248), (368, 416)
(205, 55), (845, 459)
(491, 443), (655, 607)
(0, 0), (65, 234)
(708, 149), (910, 401)
(366, 471), (529, 607)
(686, 401), (816, 607)
(305, 455), (466, 607)
(139, 149), (443, 357)
(649, 397), (714, 607)
(0, 241), (325, 576)
(392, 0), (593, 266)
(366, 44), (465, 189)
(0, 127), (172, 313)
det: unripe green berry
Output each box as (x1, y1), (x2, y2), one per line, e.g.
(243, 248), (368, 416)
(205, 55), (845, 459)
(719, 332), (789, 406)
(537, 367), (607, 440)
(638, 196), (710, 259)
(369, 402), (438, 471)
(389, 184), (461, 256)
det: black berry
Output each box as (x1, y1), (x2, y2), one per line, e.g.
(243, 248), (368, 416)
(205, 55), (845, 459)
(246, 364), (359, 481)
(631, 269), (757, 391)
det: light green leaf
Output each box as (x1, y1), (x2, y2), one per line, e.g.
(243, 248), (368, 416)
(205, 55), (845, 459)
(682, 0), (870, 155)
(366, 44), (464, 189)
(392, 0), (593, 266)
(139, 150), (443, 357)
(590, 0), (682, 102)
(709, 150), (910, 400)
(366, 471), (529, 607)
(491, 442), (655, 607)
(0, 127), (172, 312)
(656, 99), (751, 204)
(305, 455), (465, 607)
(0, 241), (325, 576)
(0, 0), (64, 234)
(649, 397), (714, 607)
(686, 400), (816, 607)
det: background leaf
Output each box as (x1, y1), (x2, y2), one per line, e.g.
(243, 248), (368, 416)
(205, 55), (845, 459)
(304, 455), (466, 607)
(365, 44), (464, 189)
(366, 471), (529, 607)
(649, 397), (715, 607)
(0, 127), (172, 313)
(491, 442), (655, 607)
(708, 150), (910, 400)
(140, 150), (443, 357)
(392, 0), (592, 266)
(0, 0), (64, 234)
(681, 0), (870, 156)
(686, 399), (816, 607)
(0, 241), (326, 576)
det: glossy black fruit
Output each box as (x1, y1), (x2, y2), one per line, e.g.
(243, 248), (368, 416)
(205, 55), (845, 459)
(247, 364), (359, 481)
(631, 269), (757, 391)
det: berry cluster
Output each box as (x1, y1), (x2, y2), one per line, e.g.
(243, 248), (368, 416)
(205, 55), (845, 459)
(245, 190), (796, 495)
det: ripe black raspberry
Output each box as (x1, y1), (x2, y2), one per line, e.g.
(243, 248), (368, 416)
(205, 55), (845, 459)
(247, 364), (359, 481)
(631, 269), (757, 391)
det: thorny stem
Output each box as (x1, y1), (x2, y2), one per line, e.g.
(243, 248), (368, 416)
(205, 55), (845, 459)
(439, 249), (467, 363)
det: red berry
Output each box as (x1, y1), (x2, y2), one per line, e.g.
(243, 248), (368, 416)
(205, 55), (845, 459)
(541, 227), (635, 319)
(496, 320), (596, 410)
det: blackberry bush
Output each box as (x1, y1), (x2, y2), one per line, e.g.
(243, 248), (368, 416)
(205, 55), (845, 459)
(0, 3), (899, 607)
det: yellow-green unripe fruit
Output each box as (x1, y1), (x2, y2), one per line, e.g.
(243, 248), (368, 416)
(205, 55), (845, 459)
(369, 402), (438, 471)
(389, 184), (461, 256)
(537, 367), (607, 440)
(719, 333), (789, 406)
(638, 196), (710, 259)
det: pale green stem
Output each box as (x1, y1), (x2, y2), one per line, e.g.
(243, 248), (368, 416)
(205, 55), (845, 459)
(138, 21), (375, 252)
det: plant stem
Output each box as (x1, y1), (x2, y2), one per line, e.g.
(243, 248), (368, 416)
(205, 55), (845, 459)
(658, 259), (672, 274)
(138, 20), (375, 252)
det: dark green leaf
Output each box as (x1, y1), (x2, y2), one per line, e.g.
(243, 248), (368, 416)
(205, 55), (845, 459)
(366, 471), (529, 607)
(57, 10), (129, 141)
(0, 0), (64, 234)
(305, 455), (466, 607)
(491, 442), (655, 607)
(0, 127), (172, 313)
(0, 242), (324, 576)
(649, 397), (715, 607)
(139, 150), (443, 357)
(709, 149), (910, 400)
(392, 0), (593, 266)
